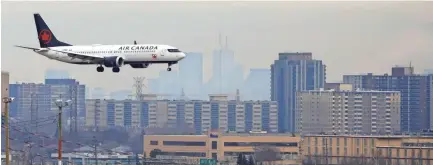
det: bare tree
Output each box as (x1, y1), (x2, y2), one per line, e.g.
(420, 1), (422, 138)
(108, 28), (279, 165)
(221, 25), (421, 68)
(253, 145), (281, 164)
(150, 149), (162, 158)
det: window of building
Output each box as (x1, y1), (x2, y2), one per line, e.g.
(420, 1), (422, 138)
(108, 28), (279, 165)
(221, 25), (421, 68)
(212, 141), (218, 149)
(150, 141), (158, 145)
(163, 141), (206, 146)
(212, 153), (217, 160)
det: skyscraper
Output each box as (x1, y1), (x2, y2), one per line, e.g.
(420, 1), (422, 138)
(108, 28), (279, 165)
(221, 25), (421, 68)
(44, 69), (70, 79)
(343, 66), (433, 132)
(209, 37), (244, 95)
(243, 68), (271, 100)
(271, 52), (326, 133)
(179, 52), (203, 99)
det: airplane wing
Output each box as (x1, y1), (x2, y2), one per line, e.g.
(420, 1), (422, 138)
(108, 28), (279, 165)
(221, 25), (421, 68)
(14, 45), (40, 51)
(46, 48), (105, 63)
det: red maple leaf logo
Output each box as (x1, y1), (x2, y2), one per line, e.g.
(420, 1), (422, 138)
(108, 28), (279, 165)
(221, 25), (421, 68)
(39, 30), (52, 44)
(152, 54), (157, 59)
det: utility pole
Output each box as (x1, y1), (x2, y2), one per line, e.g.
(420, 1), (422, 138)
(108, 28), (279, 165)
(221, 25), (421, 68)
(55, 98), (71, 165)
(93, 136), (98, 165)
(2, 97), (14, 165)
(69, 87), (77, 135)
(74, 85), (78, 133)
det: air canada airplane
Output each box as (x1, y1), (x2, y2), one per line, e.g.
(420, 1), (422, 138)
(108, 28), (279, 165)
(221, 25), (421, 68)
(15, 13), (186, 73)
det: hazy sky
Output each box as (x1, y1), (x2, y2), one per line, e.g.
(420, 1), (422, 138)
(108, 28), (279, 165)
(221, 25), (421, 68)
(2, 1), (433, 92)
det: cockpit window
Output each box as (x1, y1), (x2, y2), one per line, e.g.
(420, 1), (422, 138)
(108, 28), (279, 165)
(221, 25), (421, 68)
(167, 49), (181, 53)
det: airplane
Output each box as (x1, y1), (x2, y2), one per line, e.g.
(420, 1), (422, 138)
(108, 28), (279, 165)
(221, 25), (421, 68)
(14, 13), (186, 73)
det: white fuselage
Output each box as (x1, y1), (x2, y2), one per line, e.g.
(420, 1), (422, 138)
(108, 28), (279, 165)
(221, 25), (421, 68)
(36, 44), (185, 64)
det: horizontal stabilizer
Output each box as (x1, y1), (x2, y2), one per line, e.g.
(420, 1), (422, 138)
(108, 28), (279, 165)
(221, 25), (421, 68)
(14, 45), (40, 50)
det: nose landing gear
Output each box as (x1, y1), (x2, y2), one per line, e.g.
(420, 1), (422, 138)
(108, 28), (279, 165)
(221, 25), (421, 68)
(167, 63), (172, 71)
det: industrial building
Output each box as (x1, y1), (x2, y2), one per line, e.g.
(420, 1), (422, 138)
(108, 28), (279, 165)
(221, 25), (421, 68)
(85, 94), (278, 134)
(343, 66), (433, 132)
(296, 85), (401, 135)
(302, 134), (433, 165)
(143, 130), (301, 164)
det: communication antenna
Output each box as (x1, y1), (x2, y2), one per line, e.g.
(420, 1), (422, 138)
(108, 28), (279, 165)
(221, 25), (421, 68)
(133, 77), (146, 101)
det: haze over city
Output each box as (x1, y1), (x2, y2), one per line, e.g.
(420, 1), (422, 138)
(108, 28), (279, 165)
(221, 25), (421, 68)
(2, 1), (433, 93)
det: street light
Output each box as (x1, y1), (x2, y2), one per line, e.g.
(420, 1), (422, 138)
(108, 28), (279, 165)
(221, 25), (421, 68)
(2, 97), (14, 165)
(54, 99), (71, 165)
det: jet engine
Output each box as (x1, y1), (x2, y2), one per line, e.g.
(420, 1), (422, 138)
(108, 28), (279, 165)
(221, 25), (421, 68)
(130, 63), (149, 68)
(103, 56), (124, 67)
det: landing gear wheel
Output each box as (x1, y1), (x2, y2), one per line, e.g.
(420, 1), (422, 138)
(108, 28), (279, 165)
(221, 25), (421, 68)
(97, 66), (104, 72)
(112, 67), (120, 73)
(167, 63), (172, 71)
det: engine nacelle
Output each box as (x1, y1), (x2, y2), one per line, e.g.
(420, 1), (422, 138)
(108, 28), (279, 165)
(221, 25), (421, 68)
(103, 56), (124, 67)
(129, 63), (149, 68)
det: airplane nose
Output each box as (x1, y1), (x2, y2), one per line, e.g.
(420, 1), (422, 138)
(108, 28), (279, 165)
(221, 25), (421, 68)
(180, 53), (186, 59)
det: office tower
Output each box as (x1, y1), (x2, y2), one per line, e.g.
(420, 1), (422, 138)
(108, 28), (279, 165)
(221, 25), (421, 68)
(1, 71), (9, 113)
(343, 66), (433, 132)
(243, 68), (271, 100)
(428, 75), (433, 129)
(425, 69), (433, 75)
(109, 90), (133, 100)
(148, 78), (160, 94)
(91, 87), (106, 99)
(271, 52), (326, 133)
(209, 38), (244, 95)
(179, 52), (203, 99)
(44, 69), (70, 79)
(296, 88), (401, 135)
(45, 79), (86, 118)
(150, 70), (180, 97)
(8, 83), (51, 119)
(85, 95), (278, 134)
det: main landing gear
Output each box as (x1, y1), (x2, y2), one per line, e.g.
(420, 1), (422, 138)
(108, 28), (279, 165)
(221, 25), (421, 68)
(96, 66), (120, 73)
(97, 66), (104, 72)
(112, 67), (120, 73)
(167, 63), (172, 71)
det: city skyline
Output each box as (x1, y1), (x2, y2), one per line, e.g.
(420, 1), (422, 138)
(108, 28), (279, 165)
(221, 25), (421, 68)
(2, 1), (433, 92)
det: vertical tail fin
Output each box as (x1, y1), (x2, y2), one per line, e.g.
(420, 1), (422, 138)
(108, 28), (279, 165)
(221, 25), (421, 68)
(34, 13), (72, 48)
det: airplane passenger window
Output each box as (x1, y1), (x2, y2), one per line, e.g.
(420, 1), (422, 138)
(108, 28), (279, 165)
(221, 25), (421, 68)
(167, 49), (181, 52)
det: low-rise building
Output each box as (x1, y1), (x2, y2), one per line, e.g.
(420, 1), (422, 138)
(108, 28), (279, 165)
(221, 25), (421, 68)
(143, 130), (301, 164)
(302, 134), (433, 165)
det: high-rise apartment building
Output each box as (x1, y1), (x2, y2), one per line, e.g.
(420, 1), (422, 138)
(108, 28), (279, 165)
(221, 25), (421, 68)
(343, 66), (433, 132)
(296, 88), (401, 135)
(271, 52), (326, 133)
(85, 95), (278, 134)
